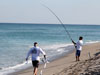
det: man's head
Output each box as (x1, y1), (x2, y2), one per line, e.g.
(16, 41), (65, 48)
(34, 42), (38, 47)
(79, 36), (83, 40)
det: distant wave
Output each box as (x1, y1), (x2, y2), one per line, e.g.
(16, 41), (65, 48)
(85, 40), (100, 44)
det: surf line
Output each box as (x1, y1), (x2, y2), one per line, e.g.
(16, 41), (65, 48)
(41, 4), (73, 42)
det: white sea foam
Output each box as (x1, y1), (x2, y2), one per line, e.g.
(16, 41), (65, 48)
(85, 40), (100, 44)
(0, 60), (32, 75)
(41, 43), (73, 50)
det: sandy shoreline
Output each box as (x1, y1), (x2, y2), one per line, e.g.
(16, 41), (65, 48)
(10, 43), (100, 75)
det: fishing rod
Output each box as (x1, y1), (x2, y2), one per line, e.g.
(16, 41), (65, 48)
(41, 4), (73, 42)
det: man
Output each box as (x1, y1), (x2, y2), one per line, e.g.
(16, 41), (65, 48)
(26, 42), (46, 75)
(72, 36), (83, 61)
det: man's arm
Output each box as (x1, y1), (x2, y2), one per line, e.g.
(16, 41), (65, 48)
(72, 40), (76, 45)
(40, 48), (46, 59)
(26, 49), (32, 61)
(72, 40), (77, 49)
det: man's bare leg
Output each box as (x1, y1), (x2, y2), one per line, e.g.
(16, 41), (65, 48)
(33, 67), (38, 75)
(78, 56), (80, 61)
(76, 56), (78, 61)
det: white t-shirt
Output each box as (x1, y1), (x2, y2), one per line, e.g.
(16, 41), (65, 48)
(26, 46), (46, 61)
(76, 40), (83, 51)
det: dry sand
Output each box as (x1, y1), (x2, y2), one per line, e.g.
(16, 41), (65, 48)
(10, 43), (100, 75)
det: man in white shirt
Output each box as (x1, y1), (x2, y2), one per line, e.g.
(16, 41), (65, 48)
(72, 36), (83, 61)
(26, 42), (46, 75)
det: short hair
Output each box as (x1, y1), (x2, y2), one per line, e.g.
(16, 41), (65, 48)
(34, 42), (37, 45)
(79, 36), (83, 40)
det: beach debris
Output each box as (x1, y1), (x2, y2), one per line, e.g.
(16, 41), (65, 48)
(88, 52), (91, 59)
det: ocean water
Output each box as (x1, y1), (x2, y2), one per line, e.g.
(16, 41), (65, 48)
(0, 23), (100, 75)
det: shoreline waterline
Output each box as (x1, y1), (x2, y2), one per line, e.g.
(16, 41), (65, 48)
(10, 42), (100, 75)
(8, 45), (75, 75)
(1, 43), (74, 75)
(6, 41), (100, 75)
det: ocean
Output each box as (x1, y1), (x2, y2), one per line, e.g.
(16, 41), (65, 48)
(0, 23), (100, 75)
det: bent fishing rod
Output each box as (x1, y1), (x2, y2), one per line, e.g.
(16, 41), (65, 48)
(41, 4), (73, 42)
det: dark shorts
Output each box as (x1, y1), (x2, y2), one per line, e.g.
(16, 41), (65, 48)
(32, 60), (39, 68)
(76, 50), (81, 56)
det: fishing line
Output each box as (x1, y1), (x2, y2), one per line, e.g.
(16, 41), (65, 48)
(41, 4), (73, 42)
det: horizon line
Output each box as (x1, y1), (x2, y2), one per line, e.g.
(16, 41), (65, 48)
(0, 22), (100, 25)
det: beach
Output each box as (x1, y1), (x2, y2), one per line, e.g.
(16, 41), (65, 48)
(0, 24), (100, 75)
(10, 42), (100, 75)
(1, 0), (100, 74)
